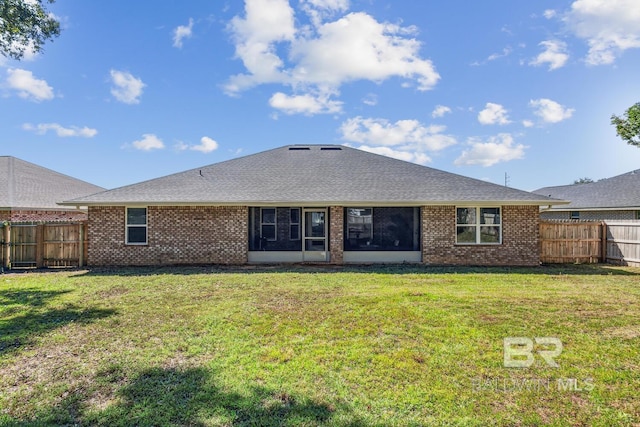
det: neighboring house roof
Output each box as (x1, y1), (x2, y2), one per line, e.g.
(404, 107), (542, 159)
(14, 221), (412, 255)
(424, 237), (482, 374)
(533, 169), (640, 211)
(0, 156), (105, 210)
(62, 145), (565, 207)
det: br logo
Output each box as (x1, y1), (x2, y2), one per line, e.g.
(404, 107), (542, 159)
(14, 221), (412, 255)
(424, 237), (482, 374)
(503, 337), (563, 368)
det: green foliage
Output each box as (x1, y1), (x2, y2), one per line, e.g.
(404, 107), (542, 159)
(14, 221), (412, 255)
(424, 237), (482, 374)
(0, 0), (60, 60)
(611, 102), (640, 147)
(573, 177), (594, 184)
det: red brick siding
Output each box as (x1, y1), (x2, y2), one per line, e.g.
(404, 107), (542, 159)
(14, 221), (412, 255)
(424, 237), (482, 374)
(422, 205), (540, 266)
(88, 206), (248, 266)
(329, 206), (343, 264)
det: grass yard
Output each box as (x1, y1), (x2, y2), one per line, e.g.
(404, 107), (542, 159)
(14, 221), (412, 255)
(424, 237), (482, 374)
(0, 265), (639, 426)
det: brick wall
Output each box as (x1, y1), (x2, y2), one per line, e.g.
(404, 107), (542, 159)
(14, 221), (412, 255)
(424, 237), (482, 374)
(422, 205), (540, 266)
(0, 209), (87, 222)
(88, 206), (248, 266)
(541, 210), (637, 221)
(329, 206), (343, 264)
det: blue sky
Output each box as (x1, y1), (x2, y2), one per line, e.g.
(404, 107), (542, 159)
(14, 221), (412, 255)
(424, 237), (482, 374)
(2, 0), (640, 191)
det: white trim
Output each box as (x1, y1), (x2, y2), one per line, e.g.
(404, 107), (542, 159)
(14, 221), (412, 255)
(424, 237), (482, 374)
(125, 206), (147, 245)
(343, 251), (422, 263)
(455, 207), (502, 245)
(542, 207), (640, 212)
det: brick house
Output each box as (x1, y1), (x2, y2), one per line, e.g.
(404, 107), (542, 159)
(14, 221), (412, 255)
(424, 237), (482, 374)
(534, 169), (640, 220)
(1, 156), (104, 222)
(62, 145), (566, 266)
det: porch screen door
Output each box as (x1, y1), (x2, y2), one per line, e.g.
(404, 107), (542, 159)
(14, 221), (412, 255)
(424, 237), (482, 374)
(303, 210), (327, 261)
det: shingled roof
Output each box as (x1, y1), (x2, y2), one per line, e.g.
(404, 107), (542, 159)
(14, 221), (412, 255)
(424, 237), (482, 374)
(63, 145), (563, 206)
(0, 156), (105, 210)
(533, 169), (640, 210)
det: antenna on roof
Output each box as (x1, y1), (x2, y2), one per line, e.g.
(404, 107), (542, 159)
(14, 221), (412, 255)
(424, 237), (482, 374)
(504, 172), (510, 187)
(199, 170), (203, 177)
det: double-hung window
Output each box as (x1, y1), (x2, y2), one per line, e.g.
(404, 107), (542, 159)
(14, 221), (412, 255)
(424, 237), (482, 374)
(126, 207), (147, 245)
(456, 207), (501, 244)
(290, 208), (300, 240)
(261, 208), (277, 241)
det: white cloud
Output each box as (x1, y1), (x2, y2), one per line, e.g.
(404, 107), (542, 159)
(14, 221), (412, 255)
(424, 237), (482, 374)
(529, 98), (574, 123)
(454, 133), (526, 167)
(362, 93), (377, 106)
(132, 134), (164, 151)
(431, 105), (451, 118)
(356, 145), (431, 165)
(176, 136), (220, 153)
(22, 123), (97, 138)
(522, 120), (534, 128)
(564, 0), (640, 65)
(5, 68), (54, 101)
(340, 117), (456, 151)
(478, 103), (511, 125)
(487, 46), (512, 61)
(544, 9), (557, 19)
(269, 91), (342, 114)
(530, 40), (569, 70)
(173, 18), (194, 48)
(226, 1), (440, 114)
(110, 69), (145, 104)
(191, 136), (219, 153)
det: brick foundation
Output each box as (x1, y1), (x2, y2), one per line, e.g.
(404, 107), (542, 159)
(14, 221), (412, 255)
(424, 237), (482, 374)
(88, 206), (248, 266)
(421, 205), (540, 266)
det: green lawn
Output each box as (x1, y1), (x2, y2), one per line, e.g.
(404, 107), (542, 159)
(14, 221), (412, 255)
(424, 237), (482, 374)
(0, 265), (639, 426)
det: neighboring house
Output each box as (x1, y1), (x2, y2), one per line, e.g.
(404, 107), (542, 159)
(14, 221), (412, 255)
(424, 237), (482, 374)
(0, 156), (105, 222)
(534, 169), (640, 220)
(62, 145), (566, 266)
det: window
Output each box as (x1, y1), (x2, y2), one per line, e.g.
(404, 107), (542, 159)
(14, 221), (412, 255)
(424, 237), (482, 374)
(290, 208), (300, 240)
(456, 207), (501, 244)
(126, 207), (147, 244)
(570, 211), (580, 220)
(261, 208), (276, 241)
(635, 211), (640, 220)
(344, 207), (420, 251)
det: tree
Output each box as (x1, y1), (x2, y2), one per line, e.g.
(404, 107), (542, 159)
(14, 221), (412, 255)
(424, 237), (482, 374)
(0, 0), (60, 60)
(611, 102), (640, 147)
(573, 177), (594, 185)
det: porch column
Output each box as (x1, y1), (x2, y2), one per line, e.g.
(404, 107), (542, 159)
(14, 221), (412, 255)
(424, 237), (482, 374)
(329, 206), (344, 264)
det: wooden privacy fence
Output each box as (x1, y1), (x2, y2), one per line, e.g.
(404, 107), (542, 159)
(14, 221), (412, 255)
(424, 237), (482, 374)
(540, 220), (640, 266)
(1, 221), (87, 269)
(605, 221), (640, 267)
(540, 220), (604, 264)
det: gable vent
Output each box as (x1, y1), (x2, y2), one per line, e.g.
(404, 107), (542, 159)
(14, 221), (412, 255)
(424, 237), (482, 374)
(288, 147), (310, 151)
(320, 147), (342, 151)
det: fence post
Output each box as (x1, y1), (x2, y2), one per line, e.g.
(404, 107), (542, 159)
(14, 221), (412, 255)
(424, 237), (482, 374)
(78, 222), (84, 267)
(36, 224), (45, 268)
(601, 222), (607, 263)
(3, 222), (10, 269)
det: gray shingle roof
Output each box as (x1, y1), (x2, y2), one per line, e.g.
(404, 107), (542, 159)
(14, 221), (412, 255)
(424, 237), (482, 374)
(533, 169), (640, 210)
(0, 156), (105, 210)
(63, 145), (562, 206)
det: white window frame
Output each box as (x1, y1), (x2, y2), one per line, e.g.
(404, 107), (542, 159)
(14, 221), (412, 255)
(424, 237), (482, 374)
(260, 207), (277, 241)
(455, 207), (502, 245)
(290, 208), (301, 240)
(570, 211), (580, 220)
(126, 207), (148, 245)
